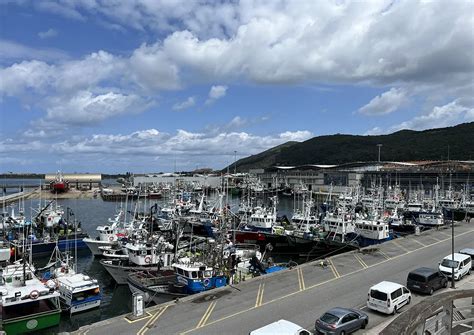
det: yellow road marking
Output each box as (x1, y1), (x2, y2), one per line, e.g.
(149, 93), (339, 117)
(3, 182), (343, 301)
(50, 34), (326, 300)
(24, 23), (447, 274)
(354, 253), (368, 269)
(378, 249), (391, 260)
(179, 228), (474, 334)
(137, 306), (168, 335)
(391, 239), (410, 253)
(411, 239), (426, 247)
(124, 311), (152, 324)
(255, 282), (265, 307)
(297, 268), (306, 291)
(196, 301), (216, 328)
(329, 260), (341, 278)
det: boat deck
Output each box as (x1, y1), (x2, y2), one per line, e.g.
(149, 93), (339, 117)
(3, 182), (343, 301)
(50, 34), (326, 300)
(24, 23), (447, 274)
(74, 220), (474, 335)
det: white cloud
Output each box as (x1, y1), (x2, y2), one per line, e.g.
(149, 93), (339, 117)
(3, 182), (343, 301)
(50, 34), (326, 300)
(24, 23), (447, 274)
(42, 90), (152, 125)
(205, 85), (228, 105)
(38, 28), (58, 39)
(364, 127), (384, 136)
(358, 88), (407, 116)
(391, 100), (474, 131)
(172, 96), (195, 111)
(0, 39), (68, 62)
(1, 126), (312, 171)
(51, 128), (312, 159)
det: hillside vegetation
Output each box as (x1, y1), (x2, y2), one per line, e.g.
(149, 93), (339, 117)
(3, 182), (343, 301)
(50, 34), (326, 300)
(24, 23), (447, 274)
(227, 122), (474, 171)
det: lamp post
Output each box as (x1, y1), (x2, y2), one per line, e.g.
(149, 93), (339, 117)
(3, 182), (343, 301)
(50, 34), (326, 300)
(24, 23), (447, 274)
(377, 144), (382, 162)
(451, 210), (455, 289)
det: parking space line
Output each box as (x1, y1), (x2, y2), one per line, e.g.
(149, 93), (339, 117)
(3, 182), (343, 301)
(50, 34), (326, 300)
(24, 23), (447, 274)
(178, 228), (474, 335)
(378, 249), (391, 260)
(297, 268), (306, 291)
(411, 239), (426, 247)
(255, 282), (265, 307)
(354, 253), (368, 269)
(137, 306), (168, 335)
(124, 311), (152, 324)
(437, 231), (451, 238)
(196, 301), (217, 329)
(329, 260), (341, 278)
(391, 239), (411, 253)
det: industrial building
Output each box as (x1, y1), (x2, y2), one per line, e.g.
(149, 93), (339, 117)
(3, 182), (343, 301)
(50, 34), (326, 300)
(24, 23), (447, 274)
(44, 173), (102, 190)
(253, 160), (474, 193)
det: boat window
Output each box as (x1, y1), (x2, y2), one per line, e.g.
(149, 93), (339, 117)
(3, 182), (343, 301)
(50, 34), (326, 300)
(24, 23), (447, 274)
(72, 287), (100, 302)
(204, 270), (212, 278)
(191, 271), (198, 279)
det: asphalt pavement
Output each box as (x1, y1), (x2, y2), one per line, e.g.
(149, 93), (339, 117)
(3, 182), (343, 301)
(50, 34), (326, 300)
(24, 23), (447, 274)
(74, 220), (474, 335)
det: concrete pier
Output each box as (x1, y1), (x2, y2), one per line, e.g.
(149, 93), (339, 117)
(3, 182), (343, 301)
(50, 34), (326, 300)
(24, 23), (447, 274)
(74, 220), (474, 335)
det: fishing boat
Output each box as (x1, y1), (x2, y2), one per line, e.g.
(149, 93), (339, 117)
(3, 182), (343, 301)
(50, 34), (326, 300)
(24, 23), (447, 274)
(83, 210), (126, 256)
(41, 247), (101, 314)
(50, 170), (69, 193)
(100, 238), (175, 284)
(127, 262), (227, 305)
(0, 262), (61, 335)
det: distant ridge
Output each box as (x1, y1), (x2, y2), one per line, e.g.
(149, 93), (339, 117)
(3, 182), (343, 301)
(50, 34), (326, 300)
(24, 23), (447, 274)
(226, 122), (474, 172)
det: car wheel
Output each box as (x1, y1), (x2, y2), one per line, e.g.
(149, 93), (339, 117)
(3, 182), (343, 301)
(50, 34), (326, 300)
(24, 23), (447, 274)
(443, 280), (448, 288)
(468, 269), (471, 275)
(361, 319), (368, 329)
(429, 288), (434, 295)
(407, 296), (411, 305)
(392, 306), (398, 315)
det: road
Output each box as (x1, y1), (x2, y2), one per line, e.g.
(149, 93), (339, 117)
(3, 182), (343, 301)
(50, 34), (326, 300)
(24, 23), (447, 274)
(76, 221), (474, 335)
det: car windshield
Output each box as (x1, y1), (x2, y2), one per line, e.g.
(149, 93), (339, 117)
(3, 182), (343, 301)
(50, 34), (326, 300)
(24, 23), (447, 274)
(320, 313), (339, 324)
(370, 289), (388, 301)
(441, 259), (459, 268)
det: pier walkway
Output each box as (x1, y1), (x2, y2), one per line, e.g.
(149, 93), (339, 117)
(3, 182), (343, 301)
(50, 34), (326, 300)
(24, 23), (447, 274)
(75, 221), (474, 335)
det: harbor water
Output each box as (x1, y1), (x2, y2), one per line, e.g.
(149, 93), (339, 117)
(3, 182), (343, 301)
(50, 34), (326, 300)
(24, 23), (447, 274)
(2, 182), (297, 333)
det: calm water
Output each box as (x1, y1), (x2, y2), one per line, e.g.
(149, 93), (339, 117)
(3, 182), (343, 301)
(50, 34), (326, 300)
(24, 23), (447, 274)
(3, 190), (297, 333)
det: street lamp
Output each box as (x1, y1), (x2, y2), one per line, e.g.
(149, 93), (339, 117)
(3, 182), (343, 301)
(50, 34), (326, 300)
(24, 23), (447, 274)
(377, 144), (383, 162)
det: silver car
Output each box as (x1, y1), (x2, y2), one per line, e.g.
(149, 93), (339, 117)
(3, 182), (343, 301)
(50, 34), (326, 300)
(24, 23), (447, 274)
(315, 307), (368, 335)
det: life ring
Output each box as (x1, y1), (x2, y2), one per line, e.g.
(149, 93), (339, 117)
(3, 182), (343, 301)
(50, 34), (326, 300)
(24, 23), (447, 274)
(203, 278), (210, 287)
(109, 236), (114, 242)
(144, 256), (152, 264)
(29, 290), (40, 299)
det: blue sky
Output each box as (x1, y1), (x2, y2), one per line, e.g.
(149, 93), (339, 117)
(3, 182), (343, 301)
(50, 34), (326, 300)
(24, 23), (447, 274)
(0, 1), (473, 173)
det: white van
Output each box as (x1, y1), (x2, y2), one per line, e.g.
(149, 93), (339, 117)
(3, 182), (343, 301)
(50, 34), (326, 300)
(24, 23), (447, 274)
(439, 253), (472, 280)
(367, 281), (411, 315)
(249, 319), (312, 335)
(459, 248), (474, 269)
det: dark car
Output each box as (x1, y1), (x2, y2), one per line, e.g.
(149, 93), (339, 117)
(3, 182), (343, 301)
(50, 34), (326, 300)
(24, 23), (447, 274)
(407, 267), (448, 295)
(315, 307), (368, 335)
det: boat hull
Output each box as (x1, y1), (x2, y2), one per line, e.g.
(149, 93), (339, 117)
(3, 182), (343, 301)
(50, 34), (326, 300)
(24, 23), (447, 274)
(83, 238), (116, 256)
(68, 297), (101, 314)
(2, 310), (61, 335)
(127, 272), (179, 304)
(11, 235), (89, 258)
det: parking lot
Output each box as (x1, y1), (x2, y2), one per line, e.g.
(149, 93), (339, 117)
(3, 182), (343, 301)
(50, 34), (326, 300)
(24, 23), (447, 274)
(75, 221), (474, 335)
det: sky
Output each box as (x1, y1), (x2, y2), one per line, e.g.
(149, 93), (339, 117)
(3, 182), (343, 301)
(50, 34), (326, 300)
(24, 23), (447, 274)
(0, 0), (473, 173)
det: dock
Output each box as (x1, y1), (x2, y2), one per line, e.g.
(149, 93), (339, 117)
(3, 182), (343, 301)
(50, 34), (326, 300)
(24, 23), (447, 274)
(0, 190), (36, 207)
(74, 220), (474, 335)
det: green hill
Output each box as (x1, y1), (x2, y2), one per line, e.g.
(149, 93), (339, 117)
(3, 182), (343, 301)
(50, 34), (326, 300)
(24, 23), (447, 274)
(228, 122), (474, 171)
